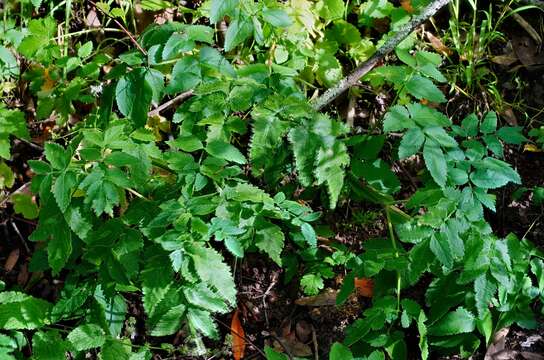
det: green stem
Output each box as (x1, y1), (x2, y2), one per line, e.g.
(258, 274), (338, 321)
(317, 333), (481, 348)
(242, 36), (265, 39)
(385, 206), (402, 312)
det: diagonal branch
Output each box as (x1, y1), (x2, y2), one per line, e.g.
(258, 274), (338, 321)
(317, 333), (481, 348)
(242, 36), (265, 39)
(311, 0), (452, 111)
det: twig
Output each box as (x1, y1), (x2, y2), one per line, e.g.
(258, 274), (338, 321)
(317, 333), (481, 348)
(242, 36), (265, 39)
(147, 90), (194, 117)
(10, 220), (31, 253)
(311, 0), (451, 110)
(88, 0), (147, 56)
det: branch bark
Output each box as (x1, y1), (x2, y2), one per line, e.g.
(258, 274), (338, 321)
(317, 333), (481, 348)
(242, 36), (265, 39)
(311, 0), (452, 111)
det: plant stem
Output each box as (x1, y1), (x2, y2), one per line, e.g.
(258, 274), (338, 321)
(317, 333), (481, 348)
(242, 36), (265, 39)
(385, 206), (402, 312)
(311, 0), (452, 111)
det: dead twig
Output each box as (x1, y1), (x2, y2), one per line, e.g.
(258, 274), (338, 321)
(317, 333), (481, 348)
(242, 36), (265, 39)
(311, 0), (451, 110)
(148, 90), (194, 117)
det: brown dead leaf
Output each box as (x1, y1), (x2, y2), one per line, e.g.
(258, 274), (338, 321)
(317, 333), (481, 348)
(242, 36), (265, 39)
(355, 277), (374, 298)
(274, 330), (313, 358)
(4, 248), (20, 272)
(295, 289), (337, 306)
(231, 309), (246, 360)
(490, 54), (519, 66)
(400, 0), (414, 13)
(426, 31), (452, 56)
(17, 263), (29, 286)
(501, 107), (518, 126)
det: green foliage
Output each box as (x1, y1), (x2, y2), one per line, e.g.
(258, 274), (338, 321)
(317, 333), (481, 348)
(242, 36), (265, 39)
(0, 1), (541, 359)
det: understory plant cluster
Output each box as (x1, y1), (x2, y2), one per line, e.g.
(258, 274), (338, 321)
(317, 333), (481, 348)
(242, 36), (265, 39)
(0, 0), (543, 359)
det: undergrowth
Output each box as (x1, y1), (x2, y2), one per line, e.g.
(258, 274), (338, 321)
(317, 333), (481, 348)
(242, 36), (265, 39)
(0, 0), (543, 359)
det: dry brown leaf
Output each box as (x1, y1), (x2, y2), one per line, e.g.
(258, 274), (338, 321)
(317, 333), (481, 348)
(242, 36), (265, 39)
(295, 289), (337, 306)
(4, 248), (20, 272)
(501, 107), (518, 126)
(426, 31), (452, 56)
(490, 54), (519, 66)
(400, 0), (414, 13)
(355, 277), (374, 298)
(231, 309), (246, 360)
(41, 68), (56, 92)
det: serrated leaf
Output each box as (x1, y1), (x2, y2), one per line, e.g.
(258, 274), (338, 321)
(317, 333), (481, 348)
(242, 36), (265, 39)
(428, 307), (475, 336)
(383, 105), (413, 132)
(423, 142), (447, 187)
(288, 126), (319, 186)
(474, 274), (496, 318)
(10, 193), (39, 219)
(399, 128), (424, 159)
(430, 233), (453, 269)
(190, 244), (236, 305)
(301, 222), (317, 247)
(99, 340), (131, 360)
(184, 283), (229, 313)
(315, 141), (350, 208)
(44, 143), (70, 170)
(423, 127), (457, 148)
(67, 324), (106, 351)
(0, 292), (52, 330)
(150, 304), (186, 336)
(187, 307), (218, 338)
(141, 250), (174, 317)
(53, 171), (77, 213)
(255, 221), (285, 266)
(405, 75), (446, 103)
(300, 274), (324, 295)
(32, 331), (67, 360)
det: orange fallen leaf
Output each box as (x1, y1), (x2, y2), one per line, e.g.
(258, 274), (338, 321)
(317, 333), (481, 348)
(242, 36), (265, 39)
(400, 0), (414, 13)
(231, 309), (246, 360)
(4, 248), (20, 272)
(354, 277), (374, 298)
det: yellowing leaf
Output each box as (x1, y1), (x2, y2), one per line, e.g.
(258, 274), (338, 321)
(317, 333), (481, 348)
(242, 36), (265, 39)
(524, 144), (542, 153)
(231, 309), (246, 360)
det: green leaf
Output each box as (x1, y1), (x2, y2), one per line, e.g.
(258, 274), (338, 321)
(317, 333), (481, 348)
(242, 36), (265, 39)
(461, 113), (479, 137)
(32, 331), (67, 360)
(315, 141), (350, 208)
(301, 222), (317, 247)
(423, 142), (447, 187)
(0, 292), (52, 330)
(150, 304), (186, 336)
(44, 143), (70, 170)
(262, 9), (292, 27)
(141, 250), (173, 318)
(79, 168), (121, 217)
(115, 69), (153, 128)
(470, 158), (521, 189)
(317, 0), (345, 20)
(140, 0), (173, 11)
(224, 17), (254, 52)
(183, 283), (229, 314)
(67, 324), (106, 351)
(423, 127), (457, 148)
(206, 140), (246, 164)
(428, 307), (475, 336)
(209, 0), (238, 23)
(53, 171), (77, 213)
(189, 244), (236, 305)
(255, 221), (285, 266)
(383, 105), (414, 132)
(497, 126), (527, 145)
(0, 162), (15, 189)
(480, 111), (497, 134)
(474, 274), (496, 318)
(300, 274), (324, 295)
(264, 346), (289, 360)
(47, 217), (72, 274)
(166, 56), (201, 94)
(329, 342), (353, 360)
(187, 308), (218, 338)
(77, 41), (93, 58)
(430, 233), (453, 269)
(99, 340), (131, 360)
(399, 128), (424, 159)
(10, 193), (39, 219)
(289, 126), (318, 185)
(405, 75), (446, 103)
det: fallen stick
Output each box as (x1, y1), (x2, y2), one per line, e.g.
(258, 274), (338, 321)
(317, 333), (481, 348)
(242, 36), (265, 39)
(311, 0), (452, 111)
